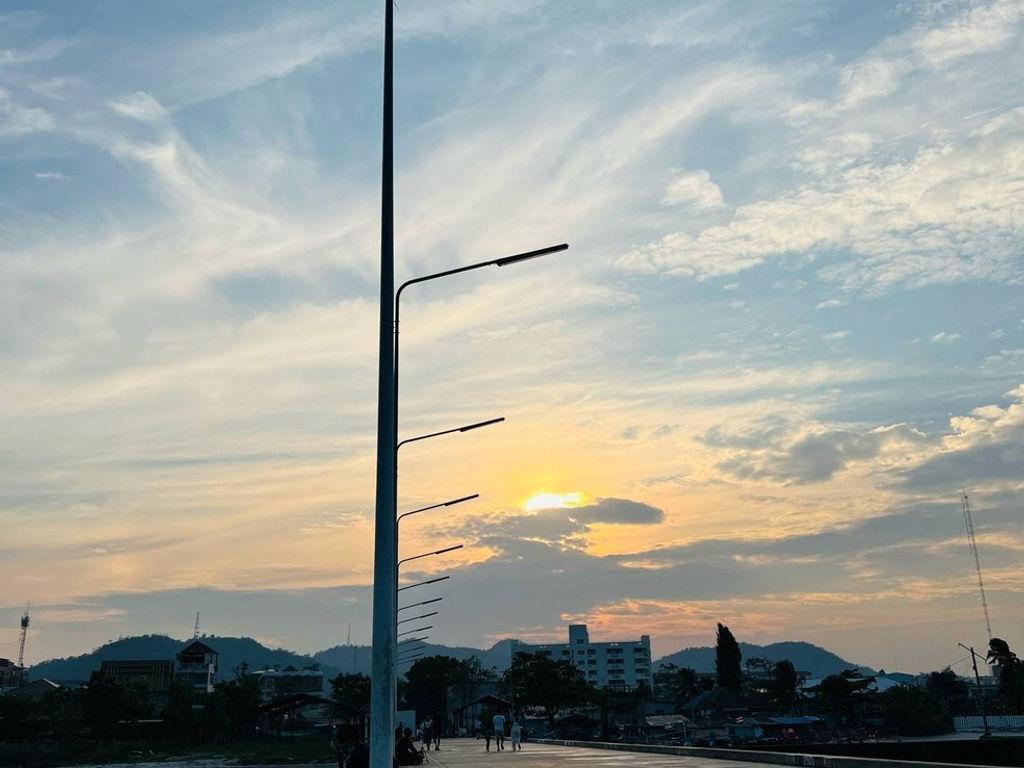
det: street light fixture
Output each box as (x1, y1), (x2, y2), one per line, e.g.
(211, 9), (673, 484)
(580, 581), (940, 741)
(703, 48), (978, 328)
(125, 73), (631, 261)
(397, 597), (442, 612)
(398, 611), (438, 625)
(397, 625), (433, 637)
(397, 575), (449, 592)
(398, 653), (423, 666)
(398, 544), (464, 568)
(397, 418), (504, 452)
(399, 635), (430, 645)
(397, 495), (478, 527)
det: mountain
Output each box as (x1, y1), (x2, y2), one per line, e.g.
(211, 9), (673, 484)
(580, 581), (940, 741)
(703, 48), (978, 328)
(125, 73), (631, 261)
(313, 639), (519, 675)
(655, 641), (873, 677)
(29, 634), (870, 684)
(28, 635), (341, 684)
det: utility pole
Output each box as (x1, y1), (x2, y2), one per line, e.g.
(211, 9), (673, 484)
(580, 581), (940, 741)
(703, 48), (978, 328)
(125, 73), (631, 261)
(958, 643), (991, 737)
(369, 1), (397, 766)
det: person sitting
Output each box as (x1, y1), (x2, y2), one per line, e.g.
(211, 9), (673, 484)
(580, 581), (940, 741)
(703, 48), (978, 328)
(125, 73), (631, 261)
(395, 727), (423, 766)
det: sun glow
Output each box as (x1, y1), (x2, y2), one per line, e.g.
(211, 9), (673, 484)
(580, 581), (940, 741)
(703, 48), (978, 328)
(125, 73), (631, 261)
(523, 492), (584, 511)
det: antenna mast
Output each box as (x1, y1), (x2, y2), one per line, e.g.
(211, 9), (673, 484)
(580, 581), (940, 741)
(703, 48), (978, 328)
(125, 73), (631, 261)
(961, 489), (992, 640)
(193, 611), (200, 639)
(17, 603), (30, 668)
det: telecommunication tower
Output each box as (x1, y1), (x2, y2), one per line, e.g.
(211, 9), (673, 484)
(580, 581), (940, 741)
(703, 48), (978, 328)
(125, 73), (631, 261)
(961, 488), (992, 640)
(17, 604), (30, 668)
(193, 611), (200, 639)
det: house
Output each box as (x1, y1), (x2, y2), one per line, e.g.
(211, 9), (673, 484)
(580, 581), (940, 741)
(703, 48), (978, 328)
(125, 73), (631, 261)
(11, 679), (61, 702)
(100, 659), (175, 706)
(680, 686), (756, 720)
(253, 665), (324, 702)
(0, 658), (26, 690)
(176, 639), (218, 692)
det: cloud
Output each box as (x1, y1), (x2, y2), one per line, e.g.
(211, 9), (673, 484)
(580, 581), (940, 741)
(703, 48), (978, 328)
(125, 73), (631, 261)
(111, 92), (167, 122)
(572, 497), (665, 525)
(897, 384), (1024, 491)
(0, 86), (54, 136)
(709, 421), (927, 485)
(662, 169), (725, 209)
(931, 331), (962, 343)
(34, 171), (66, 181)
(619, 108), (1024, 290)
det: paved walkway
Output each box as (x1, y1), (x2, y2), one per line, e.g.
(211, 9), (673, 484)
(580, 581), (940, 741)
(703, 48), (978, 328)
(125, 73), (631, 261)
(425, 739), (760, 768)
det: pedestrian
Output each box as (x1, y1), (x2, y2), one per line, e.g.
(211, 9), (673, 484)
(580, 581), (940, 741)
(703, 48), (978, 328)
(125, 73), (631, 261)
(484, 722), (492, 752)
(492, 711), (506, 751)
(510, 719), (522, 751)
(474, 717), (482, 739)
(432, 716), (442, 751)
(424, 717), (434, 751)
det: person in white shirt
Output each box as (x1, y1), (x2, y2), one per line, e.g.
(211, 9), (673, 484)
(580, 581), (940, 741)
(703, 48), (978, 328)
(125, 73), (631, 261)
(510, 719), (522, 751)
(492, 712), (506, 751)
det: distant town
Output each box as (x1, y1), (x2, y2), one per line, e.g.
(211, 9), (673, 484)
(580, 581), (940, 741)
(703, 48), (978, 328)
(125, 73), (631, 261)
(2, 618), (1022, 766)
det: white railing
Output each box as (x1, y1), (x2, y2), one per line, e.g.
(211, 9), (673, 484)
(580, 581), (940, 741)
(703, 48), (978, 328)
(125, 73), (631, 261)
(954, 714), (1024, 730)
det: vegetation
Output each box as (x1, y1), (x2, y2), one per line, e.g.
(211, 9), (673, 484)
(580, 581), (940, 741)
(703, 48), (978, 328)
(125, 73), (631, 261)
(715, 623), (743, 690)
(500, 652), (591, 729)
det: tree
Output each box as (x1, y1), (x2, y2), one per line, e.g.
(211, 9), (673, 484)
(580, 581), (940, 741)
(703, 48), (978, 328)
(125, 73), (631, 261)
(925, 669), (969, 715)
(501, 652), (591, 730)
(715, 623), (742, 690)
(814, 669), (874, 727)
(331, 672), (371, 712)
(772, 660), (800, 709)
(82, 671), (152, 739)
(654, 663), (710, 710)
(211, 674), (262, 740)
(403, 655), (467, 726)
(988, 637), (1024, 708)
(880, 685), (953, 736)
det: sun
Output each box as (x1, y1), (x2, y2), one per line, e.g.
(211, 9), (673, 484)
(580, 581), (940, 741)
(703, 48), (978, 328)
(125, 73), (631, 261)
(523, 492), (584, 511)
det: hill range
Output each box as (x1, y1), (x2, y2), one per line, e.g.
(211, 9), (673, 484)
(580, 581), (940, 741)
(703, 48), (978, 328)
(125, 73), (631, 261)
(29, 634), (869, 684)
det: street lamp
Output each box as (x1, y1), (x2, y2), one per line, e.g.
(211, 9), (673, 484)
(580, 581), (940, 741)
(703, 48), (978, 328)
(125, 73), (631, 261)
(397, 597), (442, 612)
(397, 626), (433, 637)
(398, 544), (463, 568)
(397, 418), (504, 452)
(398, 653), (423, 666)
(398, 611), (438, 625)
(393, 244), (568, 474)
(397, 495), (477, 527)
(397, 575), (450, 592)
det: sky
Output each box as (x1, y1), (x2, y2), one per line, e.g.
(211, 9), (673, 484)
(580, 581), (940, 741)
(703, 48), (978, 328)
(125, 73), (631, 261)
(1, 0), (1023, 675)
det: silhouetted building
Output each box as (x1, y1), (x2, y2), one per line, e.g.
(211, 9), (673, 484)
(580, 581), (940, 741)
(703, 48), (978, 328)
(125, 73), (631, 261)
(100, 659), (175, 705)
(12, 678), (61, 702)
(176, 639), (218, 692)
(254, 665), (324, 701)
(515, 624), (653, 690)
(0, 658), (26, 690)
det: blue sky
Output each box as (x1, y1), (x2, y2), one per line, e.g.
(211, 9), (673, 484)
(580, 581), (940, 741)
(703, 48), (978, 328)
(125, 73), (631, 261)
(1, 0), (1023, 673)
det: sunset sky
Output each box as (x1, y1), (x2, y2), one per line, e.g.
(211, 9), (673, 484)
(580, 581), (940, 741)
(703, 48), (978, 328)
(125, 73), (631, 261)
(2, 0), (1023, 675)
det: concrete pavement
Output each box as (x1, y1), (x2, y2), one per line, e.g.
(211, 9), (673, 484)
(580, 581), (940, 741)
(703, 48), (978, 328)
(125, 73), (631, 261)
(423, 739), (760, 768)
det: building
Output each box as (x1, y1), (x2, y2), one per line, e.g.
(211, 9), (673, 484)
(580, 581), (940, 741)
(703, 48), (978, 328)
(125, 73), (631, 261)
(176, 639), (218, 692)
(253, 665), (325, 702)
(0, 658), (26, 690)
(11, 679), (61, 702)
(515, 624), (654, 690)
(100, 659), (176, 705)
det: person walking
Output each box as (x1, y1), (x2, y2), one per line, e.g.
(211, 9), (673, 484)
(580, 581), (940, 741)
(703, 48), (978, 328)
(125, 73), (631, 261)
(421, 717), (432, 751)
(432, 716), (442, 751)
(492, 712), (506, 751)
(510, 719), (522, 751)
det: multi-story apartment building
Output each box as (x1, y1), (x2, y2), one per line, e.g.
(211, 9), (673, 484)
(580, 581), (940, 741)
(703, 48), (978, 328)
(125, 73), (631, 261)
(515, 624), (654, 690)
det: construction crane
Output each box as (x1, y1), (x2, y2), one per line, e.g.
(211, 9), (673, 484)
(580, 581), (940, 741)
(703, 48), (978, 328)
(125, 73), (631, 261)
(17, 604), (30, 668)
(961, 488), (992, 640)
